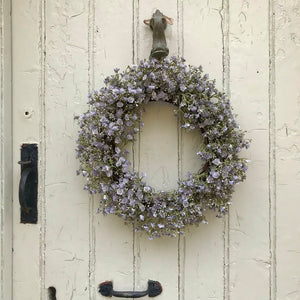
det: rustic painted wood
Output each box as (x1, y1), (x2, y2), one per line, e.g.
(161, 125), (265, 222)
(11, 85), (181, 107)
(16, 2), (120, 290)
(275, 1), (300, 299)
(0, 0), (12, 299)
(135, 102), (179, 299)
(8, 1), (300, 300)
(182, 1), (225, 299)
(229, 1), (271, 299)
(12, 1), (44, 299)
(133, 3), (180, 300)
(93, 0), (135, 297)
(44, 1), (90, 299)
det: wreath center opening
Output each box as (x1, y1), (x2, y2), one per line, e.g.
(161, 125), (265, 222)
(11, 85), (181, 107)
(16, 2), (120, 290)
(124, 101), (206, 192)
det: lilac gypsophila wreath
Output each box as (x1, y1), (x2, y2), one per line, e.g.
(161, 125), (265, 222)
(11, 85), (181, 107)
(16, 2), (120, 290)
(76, 57), (250, 238)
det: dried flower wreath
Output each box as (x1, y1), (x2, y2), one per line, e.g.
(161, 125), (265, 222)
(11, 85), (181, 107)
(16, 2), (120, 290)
(76, 57), (250, 238)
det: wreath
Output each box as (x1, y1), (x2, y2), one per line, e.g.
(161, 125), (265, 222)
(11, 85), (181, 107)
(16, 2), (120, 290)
(76, 57), (250, 238)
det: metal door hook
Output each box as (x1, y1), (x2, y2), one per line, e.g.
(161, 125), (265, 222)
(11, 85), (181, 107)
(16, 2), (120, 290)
(98, 280), (162, 298)
(144, 10), (173, 60)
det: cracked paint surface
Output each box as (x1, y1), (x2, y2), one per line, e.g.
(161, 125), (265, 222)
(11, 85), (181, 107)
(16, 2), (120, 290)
(7, 0), (300, 299)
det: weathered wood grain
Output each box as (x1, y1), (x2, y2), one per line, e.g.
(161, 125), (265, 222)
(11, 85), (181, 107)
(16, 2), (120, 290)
(275, 1), (300, 299)
(229, 1), (270, 299)
(93, 0), (134, 297)
(133, 3), (181, 300)
(183, 1), (225, 299)
(135, 102), (179, 299)
(12, 1), (44, 299)
(44, 0), (90, 298)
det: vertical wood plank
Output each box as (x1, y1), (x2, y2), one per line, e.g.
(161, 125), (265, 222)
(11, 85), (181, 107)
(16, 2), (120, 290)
(44, 0), (90, 298)
(0, 0), (12, 299)
(93, 0), (134, 294)
(12, 1), (43, 299)
(275, 1), (300, 299)
(134, 102), (179, 299)
(182, 1), (225, 299)
(12, 1), (45, 298)
(229, 1), (270, 299)
(134, 2), (180, 300)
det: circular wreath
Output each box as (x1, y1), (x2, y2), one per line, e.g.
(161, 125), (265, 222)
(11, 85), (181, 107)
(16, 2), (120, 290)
(76, 57), (250, 238)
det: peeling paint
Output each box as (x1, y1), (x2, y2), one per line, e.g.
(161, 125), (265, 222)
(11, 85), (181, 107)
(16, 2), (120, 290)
(8, 1), (300, 300)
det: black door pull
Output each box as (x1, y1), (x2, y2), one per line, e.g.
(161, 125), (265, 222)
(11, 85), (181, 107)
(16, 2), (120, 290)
(99, 280), (162, 298)
(18, 144), (38, 223)
(19, 166), (33, 214)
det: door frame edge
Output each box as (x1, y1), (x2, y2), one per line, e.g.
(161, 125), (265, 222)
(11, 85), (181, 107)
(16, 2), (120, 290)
(0, 0), (12, 298)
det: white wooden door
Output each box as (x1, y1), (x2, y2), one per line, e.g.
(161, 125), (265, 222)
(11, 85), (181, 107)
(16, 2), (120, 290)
(9, 1), (300, 300)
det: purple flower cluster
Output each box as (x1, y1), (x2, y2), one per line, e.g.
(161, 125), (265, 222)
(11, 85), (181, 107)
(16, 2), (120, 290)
(76, 57), (250, 238)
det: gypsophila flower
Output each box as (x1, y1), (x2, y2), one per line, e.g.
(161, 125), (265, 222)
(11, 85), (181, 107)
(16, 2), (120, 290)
(75, 57), (250, 238)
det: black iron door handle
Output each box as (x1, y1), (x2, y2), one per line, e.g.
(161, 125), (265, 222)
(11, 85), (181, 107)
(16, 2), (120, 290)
(19, 166), (33, 214)
(18, 144), (38, 224)
(99, 280), (162, 298)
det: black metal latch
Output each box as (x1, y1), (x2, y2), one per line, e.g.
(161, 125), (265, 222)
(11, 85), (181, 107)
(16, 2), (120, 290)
(99, 280), (162, 298)
(18, 144), (38, 224)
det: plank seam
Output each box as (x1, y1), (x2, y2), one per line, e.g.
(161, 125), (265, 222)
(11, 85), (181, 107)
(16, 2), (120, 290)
(268, 0), (277, 299)
(177, 0), (184, 58)
(7, 0), (13, 297)
(1, 0), (5, 297)
(177, 2), (185, 300)
(39, 0), (47, 298)
(88, 0), (96, 298)
(133, 0), (139, 64)
(176, 2), (184, 300)
(132, 0), (140, 293)
(88, 0), (95, 93)
(219, 0), (230, 299)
